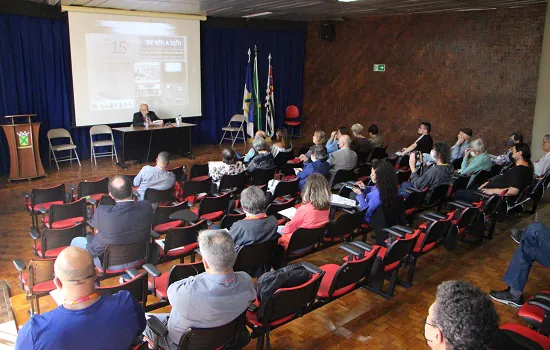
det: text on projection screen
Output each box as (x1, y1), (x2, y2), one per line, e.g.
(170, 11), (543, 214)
(67, 11), (202, 127)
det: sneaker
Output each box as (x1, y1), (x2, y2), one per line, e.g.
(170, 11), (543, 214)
(489, 288), (524, 308)
(510, 229), (523, 244)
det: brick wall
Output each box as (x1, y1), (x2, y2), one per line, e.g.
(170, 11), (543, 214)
(302, 6), (546, 155)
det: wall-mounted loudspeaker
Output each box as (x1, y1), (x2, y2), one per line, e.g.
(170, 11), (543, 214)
(318, 21), (334, 42)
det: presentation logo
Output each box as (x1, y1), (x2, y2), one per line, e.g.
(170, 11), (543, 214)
(17, 131), (31, 148)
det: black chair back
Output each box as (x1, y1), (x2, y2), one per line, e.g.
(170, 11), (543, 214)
(102, 241), (148, 273)
(266, 198), (296, 218)
(425, 184), (450, 206)
(331, 169), (356, 188)
(296, 146), (311, 156)
(144, 188), (174, 205)
(286, 224), (327, 256)
(490, 164), (504, 177)
(404, 189), (428, 211)
(282, 161), (302, 176)
(330, 247), (379, 297)
(249, 167), (276, 186)
(98, 195), (116, 206)
(357, 164), (372, 179)
(97, 271), (148, 307)
(481, 194), (503, 215)
(178, 312), (249, 350)
(467, 170), (491, 189)
(529, 177), (545, 203)
(167, 262), (206, 289)
(233, 238), (278, 277)
(32, 184), (66, 209)
(274, 150), (295, 168)
(220, 213), (246, 230)
(383, 234), (417, 268)
(452, 157), (463, 170)
(78, 177), (109, 199)
(357, 150), (371, 165)
(189, 164), (209, 180)
(370, 146), (387, 161)
(182, 177), (212, 198)
(419, 219), (451, 252)
(218, 172), (247, 193)
(48, 198), (87, 225)
(164, 221), (204, 254)
(152, 201), (188, 228)
(395, 169), (411, 184)
(272, 179), (300, 199)
(448, 175), (470, 197)
(40, 222), (86, 256)
(324, 212), (362, 239)
(168, 166), (185, 183)
(198, 192), (231, 218)
(455, 207), (480, 230)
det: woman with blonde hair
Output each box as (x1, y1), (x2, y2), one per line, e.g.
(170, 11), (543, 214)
(299, 130), (327, 162)
(277, 173), (331, 250)
(350, 123), (373, 154)
(271, 128), (293, 157)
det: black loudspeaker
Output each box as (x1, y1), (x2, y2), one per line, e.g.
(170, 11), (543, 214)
(318, 22), (334, 42)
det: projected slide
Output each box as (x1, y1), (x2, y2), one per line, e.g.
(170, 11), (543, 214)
(67, 11), (202, 127)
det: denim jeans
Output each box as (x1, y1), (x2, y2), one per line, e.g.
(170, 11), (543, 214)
(70, 235), (141, 271)
(503, 222), (550, 292)
(399, 181), (413, 198)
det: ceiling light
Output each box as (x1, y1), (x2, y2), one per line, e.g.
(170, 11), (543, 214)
(242, 12), (273, 18)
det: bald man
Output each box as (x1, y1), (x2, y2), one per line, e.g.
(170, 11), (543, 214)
(15, 247), (146, 350)
(133, 103), (159, 126)
(327, 134), (358, 181)
(133, 151), (175, 201)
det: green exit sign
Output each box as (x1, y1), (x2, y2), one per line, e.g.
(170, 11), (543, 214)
(373, 64), (385, 72)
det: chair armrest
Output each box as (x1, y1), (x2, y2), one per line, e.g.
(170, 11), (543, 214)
(38, 207), (47, 214)
(13, 259), (26, 272)
(475, 191), (491, 199)
(534, 293), (550, 303)
(142, 263), (161, 277)
(341, 207), (358, 214)
(392, 225), (414, 234)
(300, 261), (323, 274)
(339, 244), (364, 256)
(404, 187), (423, 194)
(448, 201), (470, 209)
(146, 315), (169, 337)
(350, 240), (373, 251)
(420, 212), (447, 221)
(206, 220), (213, 227)
(150, 230), (160, 239)
(234, 208), (245, 214)
(125, 268), (140, 279)
(29, 229), (40, 240)
(194, 248), (202, 256)
(527, 299), (550, 313)
(383, 228), (404, 238)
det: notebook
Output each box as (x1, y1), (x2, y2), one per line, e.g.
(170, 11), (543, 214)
(278, 207), (297, 220)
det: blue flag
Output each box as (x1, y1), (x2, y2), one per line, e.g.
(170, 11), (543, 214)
(242, 56), (255, 138)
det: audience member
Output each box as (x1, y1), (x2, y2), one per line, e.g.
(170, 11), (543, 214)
(243, 130), (267, 163)
(144, 229), (255, 349)
(367, 124), (384, 148)
(326, 126), (349, 154)
(489, 222), (550, 308)
(350, 123), (373, 154)
(458, 138), (492, 175)
(278, 174), (331, 250)
(295, 145), (330, 190)
(71, 175), (152, 269)
(209, 148), (245, 188)
(271, 128), (293, 158)
(298, 130), (327, 162)
(15, 247), (146, 350)
(424, 281), (499, 350)
(229, 186), (278, 248)
(450, 127), (472, 162)
(400, 142), (454, 197)
(456, 143), (534, 203)
(327, 135), (358, 180)
(534, 133), (550, 176)
(399, 121), (433, 155)
(491, 131), (523, 166)
(246, 137), (275, 173)
(352, 160), (399, 223)
(133, 151), (175, 200)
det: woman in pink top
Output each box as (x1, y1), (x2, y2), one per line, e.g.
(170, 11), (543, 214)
(278, 173), (331, 250)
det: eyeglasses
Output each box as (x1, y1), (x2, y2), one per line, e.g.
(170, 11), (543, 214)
(424, 317), (437, 328)
(53, 272), (95, 285)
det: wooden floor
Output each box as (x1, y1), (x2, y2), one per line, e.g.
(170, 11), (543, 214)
(0, 142), (548, 349)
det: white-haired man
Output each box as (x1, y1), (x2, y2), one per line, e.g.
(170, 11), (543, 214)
(132, 103), (159, 126)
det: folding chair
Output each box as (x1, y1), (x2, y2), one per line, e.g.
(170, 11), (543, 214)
(424, 183), (450, 211)
(283, 105), (301, 138)
(467, 169), (491, 189)
(47, 128), (81, 170)
(90, 125), (118, 165)
(32, 222), (86, 258)
(13, 258), (56, 315)
(247, 262), (324, 350)
(403, 187), (428, 223)
(97, 268), (149, 310)
(447, 201), (483, 244)
(40, 198), (87, 230)
(24, 184), (66, 231)
(219, 114), (246, 146)
(233, 238), (278, 278)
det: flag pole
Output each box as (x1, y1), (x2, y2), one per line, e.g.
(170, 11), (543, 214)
(265, 53), (271, 133)
(253, 45), (261, 131)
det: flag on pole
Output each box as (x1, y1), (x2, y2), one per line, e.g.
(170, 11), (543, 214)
(265, 54), (275, 137)
(253, 46), (262, 131)
(242, 49), (255, 138)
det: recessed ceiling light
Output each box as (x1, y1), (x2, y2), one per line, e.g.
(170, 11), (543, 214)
(242, 12), (273, 18)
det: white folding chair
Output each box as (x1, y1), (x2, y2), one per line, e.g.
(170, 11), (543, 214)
(219, 114), (246, 147)
(90, 125), (118, 166)
(47, 128), (81, 170)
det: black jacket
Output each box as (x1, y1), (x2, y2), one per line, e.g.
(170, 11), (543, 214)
(132, 111), (159, 126)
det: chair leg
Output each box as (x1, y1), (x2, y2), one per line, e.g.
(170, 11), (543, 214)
(113, 144), (119, 163)
(219, 130), (227, 144)
(52, 150), (60, 170)
(49, 148), (52, 169)
(74, 149), (81, 167)
(256, 333), (265, 350)
(404, 256), (416, 287)
(386, 269), (399, 297)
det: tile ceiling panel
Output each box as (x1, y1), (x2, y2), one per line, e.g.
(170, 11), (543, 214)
(55, 0), (547, 20)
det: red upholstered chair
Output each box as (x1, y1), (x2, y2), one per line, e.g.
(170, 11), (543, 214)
(188, 163), (209, 181)
(97, 241), (149, 281)
(317, 244), (380, 303)
(143, 188), (174, 206)
(281, 224), (328, 265)
(97, 268), (149, 310)
(167, 165), (185, 183)
(182, 176), (212, 204)
(266, 197), (296, 226)
(31, 222), (86, 258)
(152, 201), (188, 235)
(447, 201), (483, 244)
(403, 187), (428, 223)
(357, 164), (372, 183)
(423, 183), (451, 211)
(247, 262), (324, 350)
(24, 184), (66, 231)
(220, 213), (246, 230)
(41, 198), (87, 230)
(492, 323), (550, 350)
(248, 167), (276, 186)
(13, 258), (56, 315)
(330, 169), (357, 191)
(450, 192), (506, 240)
(273, 150), (295, 171)
(156, 220), (205, 264)
(518, 291), (550, 336)
(466, 169), (491, 189)
(233, 238), (279, 278)
(271, 178), (300, 202)
(144, 262), (205, 310)
(191, 191), (231, 222)
(284, 105), (301, 138)
(73, 177), (109, 203)
(350, 229), (419, 299)
(218, 172), (247, 195)
(323, 210), (364, 244)
(447, 174), (470, 199)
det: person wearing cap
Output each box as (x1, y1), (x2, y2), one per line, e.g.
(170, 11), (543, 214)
(451, 128), (472, 162)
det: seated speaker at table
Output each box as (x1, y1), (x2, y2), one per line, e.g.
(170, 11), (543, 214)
(133, 103), (159, 126)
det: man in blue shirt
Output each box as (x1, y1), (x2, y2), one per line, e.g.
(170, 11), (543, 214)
(15, 246), (146, 350)
(133, 151), (175, 201)
(296, 145), (330, 190)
